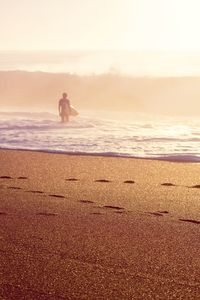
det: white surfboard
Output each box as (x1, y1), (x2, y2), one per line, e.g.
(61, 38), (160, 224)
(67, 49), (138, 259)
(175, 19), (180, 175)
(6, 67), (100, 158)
(70, 105), (79, 116)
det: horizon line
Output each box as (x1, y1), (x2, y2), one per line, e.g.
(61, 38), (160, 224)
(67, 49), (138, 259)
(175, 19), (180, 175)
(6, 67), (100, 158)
(1, 69), (200, 78)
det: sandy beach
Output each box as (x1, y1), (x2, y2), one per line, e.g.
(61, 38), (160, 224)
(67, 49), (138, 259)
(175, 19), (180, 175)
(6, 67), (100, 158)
(1, 149), (200, 299)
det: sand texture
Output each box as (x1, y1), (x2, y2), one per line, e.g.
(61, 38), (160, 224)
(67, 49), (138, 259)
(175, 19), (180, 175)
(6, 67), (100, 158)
(1, 150), (200, 299)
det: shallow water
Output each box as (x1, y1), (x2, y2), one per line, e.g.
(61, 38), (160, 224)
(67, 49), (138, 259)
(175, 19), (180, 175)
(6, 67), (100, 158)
(1, 110), (200, 162)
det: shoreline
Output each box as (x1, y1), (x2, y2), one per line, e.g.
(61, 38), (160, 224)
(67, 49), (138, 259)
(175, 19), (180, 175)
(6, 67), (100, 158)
(1, 147), (200, 163)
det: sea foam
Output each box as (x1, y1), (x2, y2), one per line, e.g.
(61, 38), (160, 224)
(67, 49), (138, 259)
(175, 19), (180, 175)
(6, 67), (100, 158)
(0, 110), (200, 162)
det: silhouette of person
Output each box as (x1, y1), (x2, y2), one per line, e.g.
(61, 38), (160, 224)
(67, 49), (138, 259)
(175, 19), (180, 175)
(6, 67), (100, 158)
(58, 92), (70, 123)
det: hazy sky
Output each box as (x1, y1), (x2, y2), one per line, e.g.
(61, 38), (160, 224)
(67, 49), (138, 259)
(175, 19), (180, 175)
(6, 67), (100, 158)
(1, 0), (200, 51)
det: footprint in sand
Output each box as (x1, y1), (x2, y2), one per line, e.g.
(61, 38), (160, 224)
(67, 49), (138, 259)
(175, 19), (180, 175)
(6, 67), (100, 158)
(189, 185), (200, 189)
(66, 178), (78, 181)
(37, 212), (58, 216)
(79, 200), (94, 204)
(124, 180), (135, 184)
(95, 179), (111, 183)
(48, 194), (65, 199)
(161, 183), (176, 187)
(103, 205), (125, 210)
(179, 219), (200, 225)
(27, 190), (44, 194)
(0, 176), (13, 179)
(0, 212), (7, 215)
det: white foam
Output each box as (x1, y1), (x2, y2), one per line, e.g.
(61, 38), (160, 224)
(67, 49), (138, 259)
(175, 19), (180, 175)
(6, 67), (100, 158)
(0, 110), (200, 162)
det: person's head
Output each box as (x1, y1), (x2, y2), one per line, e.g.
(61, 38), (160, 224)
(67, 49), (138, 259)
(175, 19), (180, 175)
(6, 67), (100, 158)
(62, 92), (67, 98)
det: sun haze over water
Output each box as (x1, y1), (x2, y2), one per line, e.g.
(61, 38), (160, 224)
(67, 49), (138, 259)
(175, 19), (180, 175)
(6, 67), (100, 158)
(1, 0), (200, 161)
(1, 0), (200, 75)
(1, 0), (200, 115)
(1, 50), (200, 77)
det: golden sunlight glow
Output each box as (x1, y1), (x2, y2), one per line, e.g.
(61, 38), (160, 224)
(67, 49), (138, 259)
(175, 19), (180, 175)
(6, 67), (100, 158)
(0, 0), (200, 51)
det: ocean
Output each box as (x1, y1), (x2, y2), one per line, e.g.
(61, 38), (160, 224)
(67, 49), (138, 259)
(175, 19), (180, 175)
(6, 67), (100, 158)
(1, 110), (200, 162)
(1, 51), (200, 161)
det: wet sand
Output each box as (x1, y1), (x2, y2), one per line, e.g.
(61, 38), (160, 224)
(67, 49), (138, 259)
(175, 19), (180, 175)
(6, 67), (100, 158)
(1, 149), (200, 299)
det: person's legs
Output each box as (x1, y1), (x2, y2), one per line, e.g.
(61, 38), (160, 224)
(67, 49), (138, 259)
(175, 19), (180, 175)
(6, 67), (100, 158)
(61, 112), (69, 123)
(61, 114), (65, 123)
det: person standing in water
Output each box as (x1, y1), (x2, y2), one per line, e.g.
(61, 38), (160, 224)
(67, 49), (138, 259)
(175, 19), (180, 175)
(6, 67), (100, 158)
(58, 92), (71, 123)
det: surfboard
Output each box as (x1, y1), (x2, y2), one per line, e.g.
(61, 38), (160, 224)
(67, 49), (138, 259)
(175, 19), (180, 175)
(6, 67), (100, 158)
(70, 105), (79, 116)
